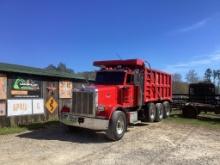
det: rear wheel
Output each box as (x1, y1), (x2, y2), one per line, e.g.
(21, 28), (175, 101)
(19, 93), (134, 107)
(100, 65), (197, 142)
(145, 103), (156, 122)
(163, 101), (171, 118)
(106, 111), (127, 141)
(155, 103), (164, 122)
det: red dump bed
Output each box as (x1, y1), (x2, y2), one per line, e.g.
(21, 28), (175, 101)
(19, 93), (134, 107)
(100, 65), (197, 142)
(144, 68), (172, 103)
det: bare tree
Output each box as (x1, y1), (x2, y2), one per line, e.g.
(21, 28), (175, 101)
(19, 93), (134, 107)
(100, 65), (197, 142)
(172, 73), (182, 82)
(204, 68), (212, 82)
(216, 70), (220, 94)
(185, 69), (199, 83)
(213, 70), (218, 85)
(172, 73), (188, 94)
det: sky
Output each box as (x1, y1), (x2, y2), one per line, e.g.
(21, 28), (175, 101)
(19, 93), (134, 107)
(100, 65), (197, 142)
(0, 0), (220, 80)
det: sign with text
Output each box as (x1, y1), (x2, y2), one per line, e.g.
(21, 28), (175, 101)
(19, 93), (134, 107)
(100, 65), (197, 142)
(11, 78), (42, 98)
(0, 101), (6, 116)
(7, 99), (32, 116)
(0, 76), (7, 99)
(59, 81), (73, 98)
(33, 99), (44, 114)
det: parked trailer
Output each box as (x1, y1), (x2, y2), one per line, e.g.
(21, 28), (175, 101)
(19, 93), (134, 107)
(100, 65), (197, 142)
(60, 59), (172, 140)
(182, 83), (220, 118)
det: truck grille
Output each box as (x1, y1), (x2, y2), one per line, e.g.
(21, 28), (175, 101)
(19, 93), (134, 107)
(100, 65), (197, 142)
(72, 91), (97, 117)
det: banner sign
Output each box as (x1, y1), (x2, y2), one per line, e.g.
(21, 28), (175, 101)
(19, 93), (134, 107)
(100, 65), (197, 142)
(11, 78), (42, 98)
(0, 101), (6, 116)
(59, 81), (73, 98)
(33, 99), (44, 114)
(7, 99), (44, 116)
(8, 99), (32, 116)
(0, 76), (7, 99)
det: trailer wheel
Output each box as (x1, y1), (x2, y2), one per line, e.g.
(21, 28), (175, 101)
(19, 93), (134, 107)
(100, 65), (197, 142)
(145, 103), (156, 122)
(182, 106), (197, 118)
(155, 103), (164, 122)
(163, 101), (171, 118)
(182, 106), (189, 118)
(106, 111), (127, 141)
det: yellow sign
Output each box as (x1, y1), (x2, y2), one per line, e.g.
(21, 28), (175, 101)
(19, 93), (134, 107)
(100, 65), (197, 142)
(45, 97), (58, 113)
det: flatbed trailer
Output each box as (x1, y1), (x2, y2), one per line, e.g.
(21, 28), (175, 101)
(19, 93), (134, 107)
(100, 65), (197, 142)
(182, 83), (220, 118)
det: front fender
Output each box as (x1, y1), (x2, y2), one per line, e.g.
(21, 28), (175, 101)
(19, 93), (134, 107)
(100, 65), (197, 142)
(96, 105), (127, 120)
(108, 105), (129, 121)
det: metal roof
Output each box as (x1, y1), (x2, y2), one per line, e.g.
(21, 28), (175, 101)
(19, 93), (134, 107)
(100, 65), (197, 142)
(0, 62), (85, 80)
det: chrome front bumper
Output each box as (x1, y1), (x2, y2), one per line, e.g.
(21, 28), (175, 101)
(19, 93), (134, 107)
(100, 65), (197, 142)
(60, 113), (109, 130)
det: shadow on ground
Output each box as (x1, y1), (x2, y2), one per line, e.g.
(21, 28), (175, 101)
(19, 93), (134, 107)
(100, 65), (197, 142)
(17, 123), (112, 144)
(170, 111), (220, 124)
(17, 121), (149, 143)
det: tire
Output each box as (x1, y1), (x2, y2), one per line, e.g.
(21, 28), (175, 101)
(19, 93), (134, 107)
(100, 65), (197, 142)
(106, 111), (127, 141)
(182, 106), (197, 119)
(163, 101), (171, 118)
(182, 107), (189, 118)
(144, 103), (156, 122)
(155, 103), (164, 122)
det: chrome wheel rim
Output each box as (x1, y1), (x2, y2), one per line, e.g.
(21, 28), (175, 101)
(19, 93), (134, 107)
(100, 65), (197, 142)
(150, 109), (155, 119)
(166, 110), (170, 116)
(159, 108), (163, 119)
(116, 116), (124, 135)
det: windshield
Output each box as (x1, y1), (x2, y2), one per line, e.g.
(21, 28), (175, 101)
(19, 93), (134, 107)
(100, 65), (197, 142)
(95, 71), (125, 85)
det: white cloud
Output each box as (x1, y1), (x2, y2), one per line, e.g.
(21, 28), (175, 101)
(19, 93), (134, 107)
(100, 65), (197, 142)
(176, 18), (210, 33)
(165, 51), (220, 74)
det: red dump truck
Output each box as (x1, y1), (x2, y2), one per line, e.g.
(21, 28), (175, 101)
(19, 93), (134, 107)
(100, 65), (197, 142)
(60, 59), (172, 140)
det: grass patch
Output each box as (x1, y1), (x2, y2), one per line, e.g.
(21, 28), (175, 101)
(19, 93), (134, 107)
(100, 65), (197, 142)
(0, 127), (27, 135)
(0, 120), (60, 135)
(165, 111), (220, 129)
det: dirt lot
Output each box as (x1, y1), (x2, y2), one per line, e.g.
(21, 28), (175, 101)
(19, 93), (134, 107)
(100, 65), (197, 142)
(0, 121), (220, 165)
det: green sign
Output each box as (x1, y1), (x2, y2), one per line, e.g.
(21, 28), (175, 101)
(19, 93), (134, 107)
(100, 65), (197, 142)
(11, 78), (42, 98)
(13, 78), (40, 91)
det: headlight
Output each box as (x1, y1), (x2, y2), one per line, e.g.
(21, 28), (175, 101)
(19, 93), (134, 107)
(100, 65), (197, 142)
(97, 105), (105, 112)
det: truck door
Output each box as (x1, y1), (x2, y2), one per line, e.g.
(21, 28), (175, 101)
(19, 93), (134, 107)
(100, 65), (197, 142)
(121, 73), (136, 107)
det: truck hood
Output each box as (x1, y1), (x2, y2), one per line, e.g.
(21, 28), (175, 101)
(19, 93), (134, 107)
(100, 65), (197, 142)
(75, 85), (120, 106)
(94, 85), (119, 106)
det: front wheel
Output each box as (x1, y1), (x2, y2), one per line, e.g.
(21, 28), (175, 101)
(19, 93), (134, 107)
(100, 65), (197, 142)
(106, 111), (127, 141)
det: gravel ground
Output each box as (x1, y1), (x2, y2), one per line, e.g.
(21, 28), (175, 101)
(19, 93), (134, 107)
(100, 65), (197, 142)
(0, 122), (220, 165)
